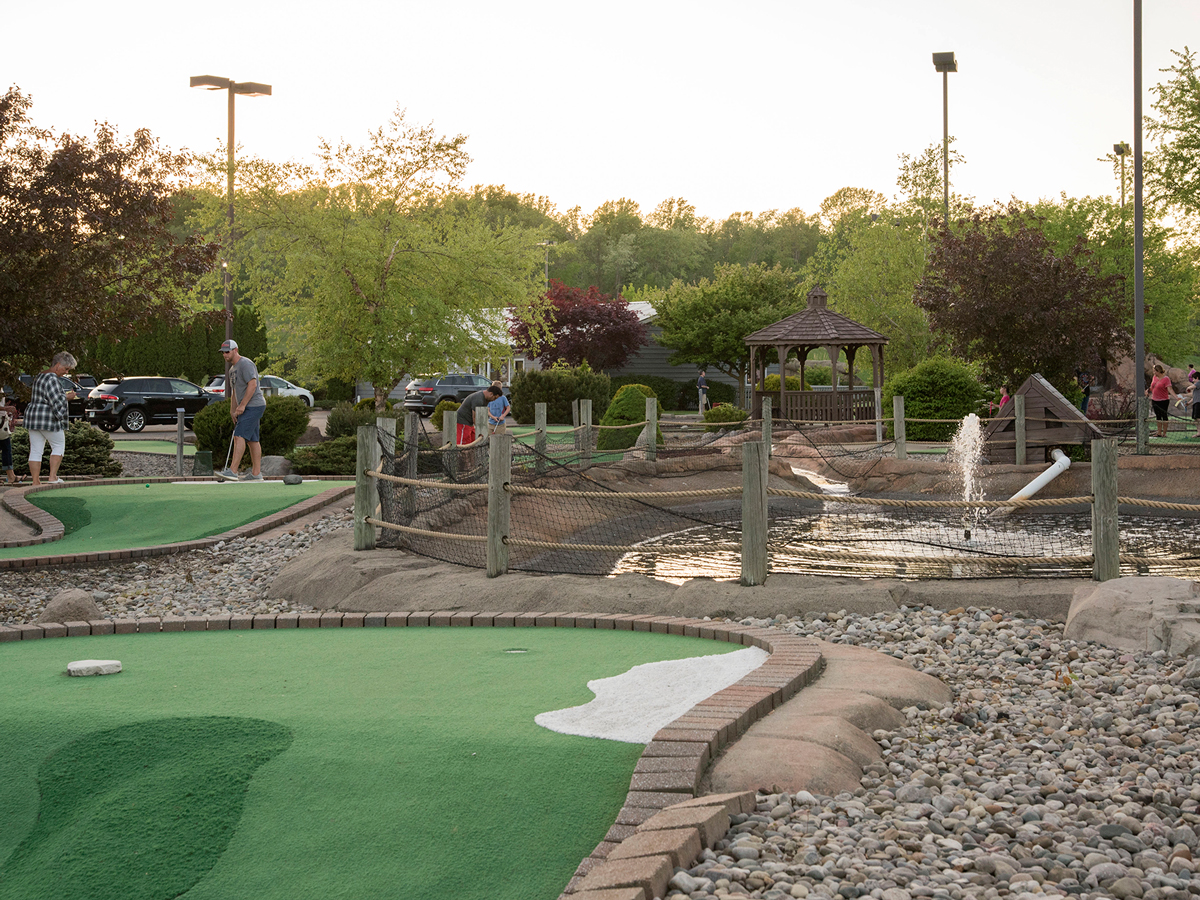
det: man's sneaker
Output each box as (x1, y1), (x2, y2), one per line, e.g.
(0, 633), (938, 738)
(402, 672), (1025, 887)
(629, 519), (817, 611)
(240, 473), (264, 482)
(215, 467), (238, 481)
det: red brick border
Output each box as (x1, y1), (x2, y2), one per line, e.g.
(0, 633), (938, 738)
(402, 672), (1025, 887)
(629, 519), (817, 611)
(0, 478), (353, 567)
(0, 612), (822, 897)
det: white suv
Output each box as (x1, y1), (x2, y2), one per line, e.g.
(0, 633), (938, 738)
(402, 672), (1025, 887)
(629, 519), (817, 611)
(206, 375), (314, 406)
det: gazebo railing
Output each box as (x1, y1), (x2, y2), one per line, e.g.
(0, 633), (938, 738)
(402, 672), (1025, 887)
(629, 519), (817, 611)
(756, 388), (877, 423)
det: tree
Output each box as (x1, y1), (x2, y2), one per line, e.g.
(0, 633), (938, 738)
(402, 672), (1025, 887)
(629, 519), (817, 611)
(509, 280), (647, 370)
(1146, 47), (1200, 224)
(0, 88), (219, 389)
(914, 203), (1131, 390)
(228, 109), (546, 411)
(651, 263), (804, 406)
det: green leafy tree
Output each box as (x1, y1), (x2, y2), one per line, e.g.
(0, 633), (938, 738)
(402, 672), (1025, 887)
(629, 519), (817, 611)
(225, 109), (546, 411)
(914, 203), (1131, 390)
(1146, 47), (1200, 225)
(0, 88), (218, 389)
(651, 263), (803, 407)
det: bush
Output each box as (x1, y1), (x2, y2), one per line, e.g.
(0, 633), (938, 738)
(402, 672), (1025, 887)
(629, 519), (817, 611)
(431, 399), (460, 432)
(597, 384), (663, 451)
(703, 402), (750, 433)
(10, 422), (123, 477)
(762, 374), (806, 392)
(320, 377), (355, 403)
(611, 374), (685, 409)
(324, 401), (404, 440)
(509, 363), (611, 425)
(707, 380), (736, 406)
(883, 357), (986, 441)
(355, 397), (397, 411)
(192, 396), (312, 456)
(803, 365), (832, 386)
(288, 436), (357, 475)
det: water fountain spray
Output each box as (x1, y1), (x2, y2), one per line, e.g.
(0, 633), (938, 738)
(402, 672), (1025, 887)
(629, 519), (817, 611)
(948, 413), (986, 540)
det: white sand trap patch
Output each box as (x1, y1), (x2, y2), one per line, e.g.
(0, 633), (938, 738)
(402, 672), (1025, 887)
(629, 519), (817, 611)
(535, 646), (769, 743)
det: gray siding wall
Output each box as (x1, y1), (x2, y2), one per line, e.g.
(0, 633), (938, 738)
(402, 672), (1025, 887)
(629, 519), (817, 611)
(605, 325), (741, 389)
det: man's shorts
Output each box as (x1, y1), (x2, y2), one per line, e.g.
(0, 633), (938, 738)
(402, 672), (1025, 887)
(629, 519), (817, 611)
(456, 423), (476, 445)
(234, 404), (265, 441)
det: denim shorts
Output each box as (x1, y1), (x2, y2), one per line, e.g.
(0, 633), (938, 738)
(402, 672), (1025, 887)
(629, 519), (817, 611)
(234, 404), (265, 441)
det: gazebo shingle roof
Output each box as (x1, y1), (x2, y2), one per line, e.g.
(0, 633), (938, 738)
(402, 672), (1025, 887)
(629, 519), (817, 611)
(743, 287), (888, 346)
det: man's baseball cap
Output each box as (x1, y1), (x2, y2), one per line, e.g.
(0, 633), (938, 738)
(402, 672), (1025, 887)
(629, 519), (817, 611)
(219, 339), (238, 352)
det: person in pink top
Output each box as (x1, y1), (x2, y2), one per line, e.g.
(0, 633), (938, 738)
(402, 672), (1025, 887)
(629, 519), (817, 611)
(1146, 363), (1182, 438)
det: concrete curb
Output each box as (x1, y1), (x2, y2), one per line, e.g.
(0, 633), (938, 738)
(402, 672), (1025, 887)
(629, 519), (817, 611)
(0, 478), (353, 567)
(0, 610), (823, 897)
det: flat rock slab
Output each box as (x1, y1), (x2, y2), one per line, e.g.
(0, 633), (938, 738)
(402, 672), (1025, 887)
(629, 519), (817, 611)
(708, 736), (863, 796)
(67, 659), (122, 676)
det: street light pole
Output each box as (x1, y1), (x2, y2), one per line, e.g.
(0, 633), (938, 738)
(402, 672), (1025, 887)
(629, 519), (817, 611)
(932, 52), (958, 229)
(1133, 1), (1147, 453)
(189, 75), (272, 366)
(538, 241), (556, 293)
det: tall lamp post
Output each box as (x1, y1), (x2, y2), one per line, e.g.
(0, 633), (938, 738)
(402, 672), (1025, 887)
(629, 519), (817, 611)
(189, 75), (272, 362)
(537, 240), (556, 294)
(1133, 0), (1147, 453)
(932, 52), (958, 228)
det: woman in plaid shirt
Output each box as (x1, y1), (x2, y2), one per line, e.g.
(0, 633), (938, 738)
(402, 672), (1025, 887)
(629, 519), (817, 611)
(25, 351), (77, 486)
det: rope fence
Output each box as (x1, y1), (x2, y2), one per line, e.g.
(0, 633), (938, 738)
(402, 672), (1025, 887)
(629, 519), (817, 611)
(348, 398), (1200, 584)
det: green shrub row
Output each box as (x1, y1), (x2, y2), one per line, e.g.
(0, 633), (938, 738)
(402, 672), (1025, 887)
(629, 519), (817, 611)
(8, 423), (123, 477)
(324, 402), (403, 440)
(288, 436), (357, 475)
(192, 396), (311, 457)
(611, 374), (737, 410)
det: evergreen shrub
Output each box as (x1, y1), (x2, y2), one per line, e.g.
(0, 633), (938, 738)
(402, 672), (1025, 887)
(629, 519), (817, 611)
(10, 423), (123, 477)
(596, 384), (663, 451)
(509, 364), (610, 425)
(883, 357), (986, 441)
(703, 403), (750, 433)
(323, 402), (401, 440)
(610, 375), (684, 409)
(288, 436), (357, 475)
(432, 400), (460, 432)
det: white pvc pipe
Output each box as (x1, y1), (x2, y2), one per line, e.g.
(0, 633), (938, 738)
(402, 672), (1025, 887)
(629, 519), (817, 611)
(1008, 449), (1071, 502)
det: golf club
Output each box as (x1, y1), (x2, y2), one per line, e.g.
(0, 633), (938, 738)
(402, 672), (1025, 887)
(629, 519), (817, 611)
(215, 430), (236, 481)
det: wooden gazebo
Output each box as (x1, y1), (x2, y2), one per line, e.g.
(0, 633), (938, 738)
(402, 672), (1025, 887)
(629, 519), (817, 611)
(745, 286), (888, 423)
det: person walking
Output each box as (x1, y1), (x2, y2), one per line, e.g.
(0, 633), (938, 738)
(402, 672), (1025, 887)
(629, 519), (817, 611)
(216, 339), (266, 481)
(1, 390), (22, 484)
(697, 369), (709, 414)
(1146, 363), (1182, 439)
(24, 351), (77, 486)
(1075, 368), (1093, 415)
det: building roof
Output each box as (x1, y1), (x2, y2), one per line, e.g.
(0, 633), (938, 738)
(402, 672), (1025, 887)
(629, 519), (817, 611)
(743, 286), (888, 346)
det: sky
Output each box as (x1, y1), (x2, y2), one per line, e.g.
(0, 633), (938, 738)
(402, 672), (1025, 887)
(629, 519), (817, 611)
(5, 0), (1199, 224)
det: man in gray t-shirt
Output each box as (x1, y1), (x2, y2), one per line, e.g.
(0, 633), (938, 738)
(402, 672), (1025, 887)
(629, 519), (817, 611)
(217, 339), (266, 481)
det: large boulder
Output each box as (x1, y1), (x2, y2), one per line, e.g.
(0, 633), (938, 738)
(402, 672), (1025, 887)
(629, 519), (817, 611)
(1065, 576), (1200, 655)
(37, 588), (102, 624)
(260, 455), (292, 477)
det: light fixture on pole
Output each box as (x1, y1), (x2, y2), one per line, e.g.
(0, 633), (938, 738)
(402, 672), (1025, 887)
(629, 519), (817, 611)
(932, 52), (958, 229)
(1113, 142), (1131, 211)
(537, 241), (556, 294)
(189, 75), (272, 366)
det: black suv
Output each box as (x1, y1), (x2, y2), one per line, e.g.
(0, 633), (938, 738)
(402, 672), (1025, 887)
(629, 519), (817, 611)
(85, 377), (218, 432)
(403, 373), (504, 416)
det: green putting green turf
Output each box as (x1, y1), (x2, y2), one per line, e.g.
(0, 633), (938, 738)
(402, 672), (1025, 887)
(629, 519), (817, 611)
(110, 440), (197, 455)
(0, 482), (350, 559)
(0, 628), (739, 900)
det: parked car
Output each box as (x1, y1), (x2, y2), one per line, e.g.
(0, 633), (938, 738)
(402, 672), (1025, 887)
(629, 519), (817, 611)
(15, 373), (87, 421)
(206, 374), (314, 406)
(403, 373), (506, 416)
(85, 377), (219, 432)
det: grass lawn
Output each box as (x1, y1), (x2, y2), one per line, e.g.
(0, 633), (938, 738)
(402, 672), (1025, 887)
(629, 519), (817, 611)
(0, 628), (739, 900)
(0, 481), (350, 559)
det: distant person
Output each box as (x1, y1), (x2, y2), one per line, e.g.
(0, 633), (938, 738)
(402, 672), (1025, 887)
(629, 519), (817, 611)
(991, 385), (1012, 416)
(1075, 368), (1093, 415)
(486, 382), (510, 433)
(697, 369), (709, 413)
(1190, 374), (1200, 438)
(217, 339), (266, 481)
(456, 383), (502, 444)
(24, 351), (77, 486)
(1, 390), (21, 485)
(1146, 363), (1182, 439)
(1189, 364), (1198, 384)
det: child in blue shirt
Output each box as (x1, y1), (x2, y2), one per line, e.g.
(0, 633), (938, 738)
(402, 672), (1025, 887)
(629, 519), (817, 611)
(487, 385), (510, 432)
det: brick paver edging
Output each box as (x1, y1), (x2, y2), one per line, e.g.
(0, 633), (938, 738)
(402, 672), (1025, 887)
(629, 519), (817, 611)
(0, 480), (354, 567)
(0, 611), (823, 899)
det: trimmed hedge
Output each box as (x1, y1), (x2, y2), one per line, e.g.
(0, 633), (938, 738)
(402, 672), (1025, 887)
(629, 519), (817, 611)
(288, 436), (357, 475)
(324, 402), (402, 440)
(192, 396), (311, 457)
(9, 423), (123, 477)
(509, 364), (610, 425)
(597, 384), (663, 451)
(703, 402), (750, 433)
(431, 400), (460, 432)
(883, 357), (986, 442)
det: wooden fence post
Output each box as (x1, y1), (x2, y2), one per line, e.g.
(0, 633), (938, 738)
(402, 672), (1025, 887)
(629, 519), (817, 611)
(874, 386), (883, 444)
(402, 412), (419, 517)
(893, 395), (907, 461)
(534, 402), (547, 475)
(643, 397), (658, 462)
(442, 409), (458, 482)
(741, 440), (768, 586)
(1015, 394), (1027, 466)
(487, 431), (512, 577)
(761, 396), (772, 459)
(580, 398), (592, 469)
(1092, 438), (1120, 582)
(354, 423), (378, 551)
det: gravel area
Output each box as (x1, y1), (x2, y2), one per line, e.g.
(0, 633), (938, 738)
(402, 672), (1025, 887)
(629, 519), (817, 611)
(678, 607), (1200, 900)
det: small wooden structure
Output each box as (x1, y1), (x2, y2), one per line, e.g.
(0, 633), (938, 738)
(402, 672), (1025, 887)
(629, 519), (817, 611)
(744, 286), (888, 422)
(983, 374), (1104, 463)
